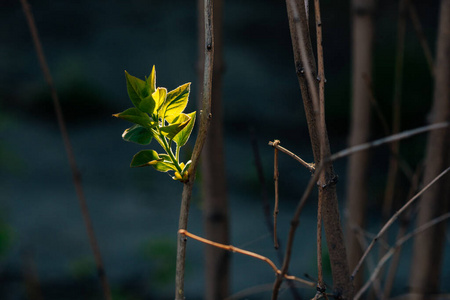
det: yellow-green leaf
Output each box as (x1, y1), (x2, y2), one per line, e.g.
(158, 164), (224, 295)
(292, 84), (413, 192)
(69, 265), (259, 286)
(173, 112), (196, 147)
(160, 83), (191, 123)
(160, 114), (191, 140)
(125, 71), (148, 108)
(113, 108), (157, 128)
(130, 150), (161, 167)
(152, 87), (167, 116)
(146, 65), (157, 95)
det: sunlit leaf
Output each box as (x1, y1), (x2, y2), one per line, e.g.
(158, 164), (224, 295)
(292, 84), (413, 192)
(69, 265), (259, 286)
(160, 83), (191, 123)
(152, 160), (178, 172)
(130, 150), (161, 167)
(152, 88), (167, 115)
(125, 71), (148, 108)
(113, 108), (157, 128)
(173, 112), (196, 147)
(122, 125), (153, 145)
(160, 114), (191, 140)
(146, 65), (157, 95)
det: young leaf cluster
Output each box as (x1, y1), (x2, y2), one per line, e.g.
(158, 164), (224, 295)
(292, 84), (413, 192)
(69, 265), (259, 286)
(113, 66), (196, 182)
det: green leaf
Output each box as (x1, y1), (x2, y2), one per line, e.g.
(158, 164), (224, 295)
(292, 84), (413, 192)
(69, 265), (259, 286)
(152, 161), (178, 172)
(130, 150), (161, 167)
(152, 88), (167, 115)
(113, 107), (157, 128)
(122, 125), (153, 145)
(160, 83), (191, 123)
(173, 112), (196, 147)
(160, 114), (191, 140)
(125, 71), (148, 108)
(158, 154), (172, 161)
(146, 65), (157, 95)
(139, 94), (156, 115)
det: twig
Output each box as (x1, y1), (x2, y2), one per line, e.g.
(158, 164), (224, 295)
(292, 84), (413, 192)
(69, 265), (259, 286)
(175, 0), (214, 299)
(273, 140), (280, 249)
(269, 141), (315, 172)
(383, 0), (407, 225)
(382, 164), (422, 299)
(351, 166), (450, 280)
(407, 1), (435, 76)
(250, 132), (302, 300)
(180, 229), (315, 287)
(19, 1), (112, 299)
(354, 212), (450, 299)
(328, 122), (449, 163)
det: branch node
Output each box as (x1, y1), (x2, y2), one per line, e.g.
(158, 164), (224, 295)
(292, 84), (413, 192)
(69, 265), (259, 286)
(317, 173), (339, 188)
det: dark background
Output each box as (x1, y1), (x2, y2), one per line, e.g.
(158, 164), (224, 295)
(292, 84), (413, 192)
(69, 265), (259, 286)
(0, 0), (446, 299)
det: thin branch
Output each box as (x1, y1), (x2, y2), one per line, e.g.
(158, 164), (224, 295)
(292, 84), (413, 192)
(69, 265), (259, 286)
(382, 164), (422, 299)
(314, 0), (326, 293)
(351, 166), (450, 280)
(383, 0), (407, 223)
(179, 229), (316, 287)
(273, 140), (280, 249)
(354, 212), (450, 299)
(328, 122), (449, 163)
(20, 1), (111, 299)
(175, 0), (214, 298)
(407, 0), (435, 76)
(250, 132), (302, 300)
(268, 141), (315, 172)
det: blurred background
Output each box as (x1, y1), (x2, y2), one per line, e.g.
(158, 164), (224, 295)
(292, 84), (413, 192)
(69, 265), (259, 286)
(0, 0), (447, 299)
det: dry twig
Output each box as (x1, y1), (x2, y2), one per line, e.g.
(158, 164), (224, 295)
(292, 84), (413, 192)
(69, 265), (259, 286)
(355, 212), (450, 299)
(179, 229), (316, 287)
(20, 1), (111, 299)
(351, 166), (450, 280)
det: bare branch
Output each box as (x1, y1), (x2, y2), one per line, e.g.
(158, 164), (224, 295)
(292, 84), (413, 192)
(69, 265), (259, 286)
(20, 1), (111, 299)
(354, 212), (450, 299)
(273, 140), (280, 249)
(351, 166), (450, 280)
(269, 141), (315, 172)
(179, 229), (316, 287)
(329, 122), (449, 163)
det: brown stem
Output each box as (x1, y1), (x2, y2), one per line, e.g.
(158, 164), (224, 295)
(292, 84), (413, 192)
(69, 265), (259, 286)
(268, 141), (315, 172)
(273, 140), (280, 249)
(175, 0), (214, 299)
(179, 229), (316, 287)
(284, 0), (352, 298)
(351, 166), (450, 280)
(20, 1), (111, 299)
(314, 0), (326, 293)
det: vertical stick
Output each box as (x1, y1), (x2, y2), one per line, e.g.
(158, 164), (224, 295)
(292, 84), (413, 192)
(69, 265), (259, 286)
(19, 1), (112, 299)
(175, 0), (214, 299)
(273, 140), (280, 249)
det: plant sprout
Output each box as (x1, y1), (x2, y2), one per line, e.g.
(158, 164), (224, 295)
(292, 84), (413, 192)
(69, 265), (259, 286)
(114, 66), (196, 182)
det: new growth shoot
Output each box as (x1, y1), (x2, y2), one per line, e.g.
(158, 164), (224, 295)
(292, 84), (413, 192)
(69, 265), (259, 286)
(114, 66), (196, 182)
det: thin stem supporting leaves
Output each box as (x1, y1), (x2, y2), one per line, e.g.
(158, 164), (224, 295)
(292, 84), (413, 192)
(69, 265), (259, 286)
(175, 0), (214, 299)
